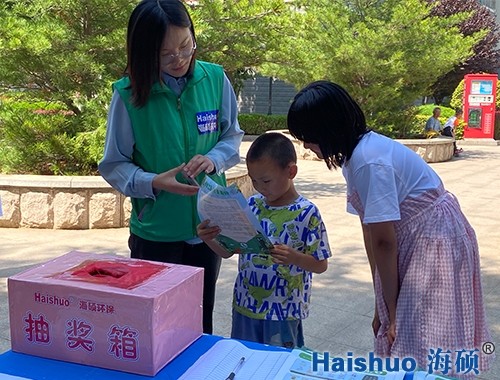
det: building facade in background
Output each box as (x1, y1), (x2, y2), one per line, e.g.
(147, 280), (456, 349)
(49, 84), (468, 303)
(237, 76), (297, 116)
(479, 0), (499, 23)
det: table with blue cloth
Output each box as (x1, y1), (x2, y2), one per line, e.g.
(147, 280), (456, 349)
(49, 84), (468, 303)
(0, 334), (416, 380)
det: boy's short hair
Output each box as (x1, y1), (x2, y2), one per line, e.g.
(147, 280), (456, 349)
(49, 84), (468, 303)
(246, 133), (297, 169)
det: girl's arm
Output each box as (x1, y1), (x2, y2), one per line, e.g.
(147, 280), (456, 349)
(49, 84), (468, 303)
(365, 221), (399, 343)
(361, 221), (380, 336)
(361, 221), (379, 282)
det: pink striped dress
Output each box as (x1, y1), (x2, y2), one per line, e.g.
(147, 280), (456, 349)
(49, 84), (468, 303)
(348, 184), (493, 379)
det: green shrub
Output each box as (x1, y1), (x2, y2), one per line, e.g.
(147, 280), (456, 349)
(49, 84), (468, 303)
(0, 97), (104, 175)
(450, 80), (464, 110)
(369, 107), (424, 139)
(370, 105), (457, 139)
(416, 104), (455, 119)
(238, 114), (287, 135)
(0, 103), (285, 175)
(237, 107), (462, 141)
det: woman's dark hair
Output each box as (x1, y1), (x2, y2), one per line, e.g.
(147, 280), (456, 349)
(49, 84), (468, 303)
(287, 81), (369, 169)
(246, 132), (297, 169)
(126, 0), (196, 107)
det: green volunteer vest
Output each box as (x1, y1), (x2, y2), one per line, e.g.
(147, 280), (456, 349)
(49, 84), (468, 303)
(113, 61), (226, 242)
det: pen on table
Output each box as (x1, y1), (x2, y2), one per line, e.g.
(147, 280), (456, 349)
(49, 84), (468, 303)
(225, 356), (245, 380)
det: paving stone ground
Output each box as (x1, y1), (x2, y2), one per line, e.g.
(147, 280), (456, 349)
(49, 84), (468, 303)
(1, 141), (498, 379)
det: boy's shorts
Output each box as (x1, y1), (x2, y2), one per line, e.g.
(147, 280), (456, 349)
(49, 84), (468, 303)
(230, 309), (304, 348)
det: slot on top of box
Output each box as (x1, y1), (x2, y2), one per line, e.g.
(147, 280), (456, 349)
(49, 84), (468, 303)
(50, 259), (169, 290)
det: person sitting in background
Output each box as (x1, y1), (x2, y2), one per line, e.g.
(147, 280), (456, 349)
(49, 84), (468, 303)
(424, 107), (442, 138)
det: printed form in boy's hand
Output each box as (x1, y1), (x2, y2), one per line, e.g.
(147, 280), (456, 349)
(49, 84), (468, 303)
(197, 177), (274, 255)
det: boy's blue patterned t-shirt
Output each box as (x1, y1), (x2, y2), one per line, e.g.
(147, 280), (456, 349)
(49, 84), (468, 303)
(232, 194), (331, 321)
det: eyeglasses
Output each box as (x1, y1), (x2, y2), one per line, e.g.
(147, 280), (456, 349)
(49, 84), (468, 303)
(161, 39), (196, 65)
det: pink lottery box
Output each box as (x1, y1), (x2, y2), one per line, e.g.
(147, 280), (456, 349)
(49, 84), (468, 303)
(8, 251), (203, 376)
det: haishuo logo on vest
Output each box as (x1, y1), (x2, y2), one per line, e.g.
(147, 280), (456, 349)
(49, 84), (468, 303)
(196, 110), (218, 134)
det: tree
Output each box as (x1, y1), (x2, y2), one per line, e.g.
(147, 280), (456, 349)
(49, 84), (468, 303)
(0, 0), (132, 109)
(0, 0), (306, 174)
(0, 0), (135, 174)
(260, 0), (484, 136)
(190, 0), (306, 95)
(428, 0), (500, 104)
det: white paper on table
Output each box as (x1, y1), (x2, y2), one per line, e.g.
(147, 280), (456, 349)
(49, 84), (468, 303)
(178, 339), (294, 380)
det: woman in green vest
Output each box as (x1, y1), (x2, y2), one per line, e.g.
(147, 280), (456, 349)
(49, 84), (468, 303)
(99, 0), (244, 334)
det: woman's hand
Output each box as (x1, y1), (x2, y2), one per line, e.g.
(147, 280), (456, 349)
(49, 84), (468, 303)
(196, 220), (221, 242)
(152, 163), (199, 196)
(184, 154), (215, 178)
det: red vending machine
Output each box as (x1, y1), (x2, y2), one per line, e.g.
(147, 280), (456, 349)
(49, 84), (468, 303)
(463, 73), (497, 140)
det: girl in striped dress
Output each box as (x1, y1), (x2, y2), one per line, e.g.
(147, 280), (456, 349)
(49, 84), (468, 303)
(287, 81), (492, 379)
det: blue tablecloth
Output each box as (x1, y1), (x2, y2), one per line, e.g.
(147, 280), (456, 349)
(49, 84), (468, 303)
(0, 335), (285, 380)
(0, 335), (414, 379)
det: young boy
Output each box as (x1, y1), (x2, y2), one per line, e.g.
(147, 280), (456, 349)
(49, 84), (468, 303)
(197, 132), (331, 348)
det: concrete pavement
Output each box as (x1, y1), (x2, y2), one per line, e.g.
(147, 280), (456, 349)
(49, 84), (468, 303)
(1, 141), (499, 379)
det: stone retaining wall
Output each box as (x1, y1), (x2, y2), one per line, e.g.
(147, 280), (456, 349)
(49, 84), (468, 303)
(0, 132), (455, 230)
(395, 137), (455, 163)
(0, 166), (252, 230)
